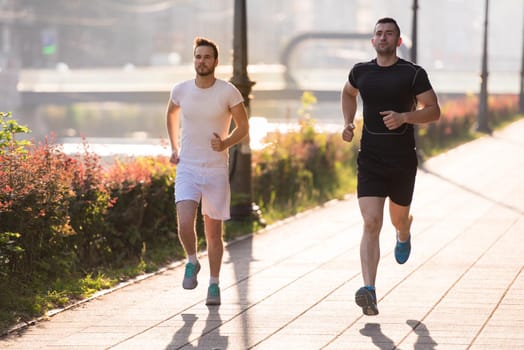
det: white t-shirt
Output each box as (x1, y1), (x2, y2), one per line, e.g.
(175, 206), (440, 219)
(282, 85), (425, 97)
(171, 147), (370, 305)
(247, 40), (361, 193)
(170, 79), (244, 168)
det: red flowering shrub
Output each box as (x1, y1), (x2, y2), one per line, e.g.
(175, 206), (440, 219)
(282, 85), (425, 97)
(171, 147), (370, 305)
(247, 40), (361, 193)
(417, 94), (519, 156)
(0, 137), (77, 280)
(68, 142), (114, 268)
(1, 112), (182, 283)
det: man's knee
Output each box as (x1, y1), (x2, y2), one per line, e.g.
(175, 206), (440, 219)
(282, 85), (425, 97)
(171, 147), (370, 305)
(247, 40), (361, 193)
(205, 229), (222, 241)
(391, 214), (412, 232)
(204, 218), (223, 242)
(363, 215), (383, 236)
(178, 216), (196, 233)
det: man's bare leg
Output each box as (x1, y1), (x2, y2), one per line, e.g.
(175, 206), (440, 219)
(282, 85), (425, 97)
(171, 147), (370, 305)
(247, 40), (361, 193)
(203, 215), (224, 280)
(389, 200), (413, 242)
(358, 196), (386, 286)
(355, 196), (386, 315)
(204, 215), (223, 305)
(176, 200), (199, 257)
(177, 200), (201, 289)
(389, 200), (413, 264)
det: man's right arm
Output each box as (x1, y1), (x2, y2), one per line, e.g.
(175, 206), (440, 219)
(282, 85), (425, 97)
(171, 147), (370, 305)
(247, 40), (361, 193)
(166, 99), (181, 164)
(341, 81), (359, 142)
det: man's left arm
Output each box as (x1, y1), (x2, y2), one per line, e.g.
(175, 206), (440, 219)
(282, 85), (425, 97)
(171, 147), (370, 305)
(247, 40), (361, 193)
(382, 89), (440, 130)
(211, 103), (249, 152)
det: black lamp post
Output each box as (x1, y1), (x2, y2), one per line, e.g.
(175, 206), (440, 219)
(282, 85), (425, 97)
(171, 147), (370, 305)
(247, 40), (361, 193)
(411, 0), (418, 64)
(520, 1), (524, 113)
(411, 0), (425, 164)
(477, 0), (491, 133)
(229, 0), (256, 220)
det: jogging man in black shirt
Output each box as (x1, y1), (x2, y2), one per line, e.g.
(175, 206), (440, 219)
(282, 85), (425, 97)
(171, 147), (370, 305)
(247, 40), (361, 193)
(341, 17), (440, 316)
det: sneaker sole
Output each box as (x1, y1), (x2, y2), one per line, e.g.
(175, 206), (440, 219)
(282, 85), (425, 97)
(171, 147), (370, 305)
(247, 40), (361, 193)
(206, 284), (221, 305)
(355, 289), (379, 316)
(205, 298), (221, 306)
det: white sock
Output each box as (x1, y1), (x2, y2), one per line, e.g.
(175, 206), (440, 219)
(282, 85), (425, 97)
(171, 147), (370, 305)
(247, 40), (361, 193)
(209, 276), (219, 285)
(187, 255), (198, 264)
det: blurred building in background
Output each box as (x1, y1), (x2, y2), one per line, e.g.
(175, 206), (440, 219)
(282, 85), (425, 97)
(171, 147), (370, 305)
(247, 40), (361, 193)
(0, 0), (520, 73)
(0, 0), (521, 146)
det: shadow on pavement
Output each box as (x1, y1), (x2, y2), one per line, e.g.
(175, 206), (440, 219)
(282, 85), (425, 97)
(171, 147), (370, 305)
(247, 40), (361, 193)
(225, 234), (255, 349)
(359, 320), (437, 350)
(165, 227), (254, 348)
(167, 313), (198, 349)
(166, 309), (228, 350)
(407, 319), (437, 350)
(359, 323), (395, 349)
(195, 307), (228, 350)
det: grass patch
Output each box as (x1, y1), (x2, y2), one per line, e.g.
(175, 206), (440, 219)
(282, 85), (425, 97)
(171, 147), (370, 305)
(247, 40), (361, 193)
(0, 273), (117, 334)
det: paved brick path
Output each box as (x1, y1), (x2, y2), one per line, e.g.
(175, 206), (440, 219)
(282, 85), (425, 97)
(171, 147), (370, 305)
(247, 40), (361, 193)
(2, 119), (523, 350)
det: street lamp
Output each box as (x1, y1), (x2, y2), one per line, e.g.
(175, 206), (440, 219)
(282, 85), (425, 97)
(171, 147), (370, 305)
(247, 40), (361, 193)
(229, 0), (256, 220)
(411, 0), (424, 164)
(477, 0), (491, 133)
(411, 0), (418, 64)
(520, 1), (524, 113)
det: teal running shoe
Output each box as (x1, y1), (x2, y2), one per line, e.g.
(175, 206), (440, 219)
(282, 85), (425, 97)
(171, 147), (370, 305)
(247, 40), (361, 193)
(395, 235), (411, 264)
(182, 262), (200, 290)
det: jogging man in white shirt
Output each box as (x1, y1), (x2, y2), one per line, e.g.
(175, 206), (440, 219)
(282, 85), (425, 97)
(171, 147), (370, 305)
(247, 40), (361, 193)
(166, 37), (249, 305)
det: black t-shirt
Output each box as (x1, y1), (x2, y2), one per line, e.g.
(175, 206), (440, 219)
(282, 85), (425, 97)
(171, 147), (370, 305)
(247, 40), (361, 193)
(348, 58), (433, 157)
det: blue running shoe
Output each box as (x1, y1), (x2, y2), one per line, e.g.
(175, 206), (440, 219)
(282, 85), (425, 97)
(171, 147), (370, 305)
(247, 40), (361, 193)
(355, 286), (379, 316)
(206, 283), (221, 305)
(182, 262), (200, 290)
(395, 235), (411, 264)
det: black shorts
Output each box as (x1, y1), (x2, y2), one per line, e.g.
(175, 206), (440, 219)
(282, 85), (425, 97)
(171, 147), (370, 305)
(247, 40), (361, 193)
(357, 149), (418, 206)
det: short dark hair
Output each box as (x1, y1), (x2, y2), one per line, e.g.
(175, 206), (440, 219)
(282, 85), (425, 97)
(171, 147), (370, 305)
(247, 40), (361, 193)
(193, 37), (219, 59)
(375, 17), (401, 36)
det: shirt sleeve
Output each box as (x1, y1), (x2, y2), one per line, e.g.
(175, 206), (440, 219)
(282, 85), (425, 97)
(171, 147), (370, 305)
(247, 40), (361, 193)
(170, 84), (180, 105)
(228, 83), (244, 108)
(348, 68), (358, 89)
(412, 68), (433, 96)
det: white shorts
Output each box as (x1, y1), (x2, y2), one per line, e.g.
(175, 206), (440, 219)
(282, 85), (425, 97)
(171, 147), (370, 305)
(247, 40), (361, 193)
(174, 165), (230, 220)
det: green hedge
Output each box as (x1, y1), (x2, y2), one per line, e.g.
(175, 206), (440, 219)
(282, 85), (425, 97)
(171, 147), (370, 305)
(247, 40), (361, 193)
(252, 120), (358, 221)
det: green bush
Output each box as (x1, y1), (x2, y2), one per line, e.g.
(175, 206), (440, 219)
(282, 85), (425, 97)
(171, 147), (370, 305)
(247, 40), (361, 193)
(0, 139), (77, 281)
(103, 156), (180, 265)
(1, 114), (76, 283)
(0, 112), (29, 281)
(69, 145), (114, 269)
(252, 118), (359, 221)
(0, 112), (30, 155)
